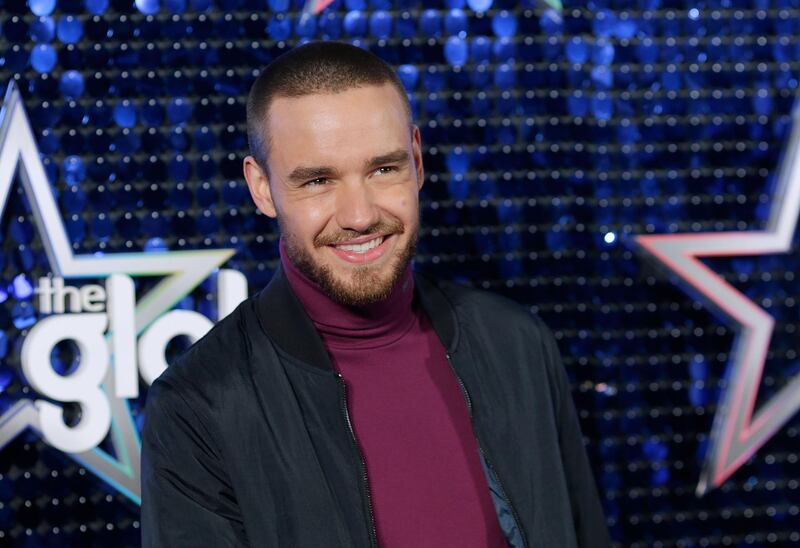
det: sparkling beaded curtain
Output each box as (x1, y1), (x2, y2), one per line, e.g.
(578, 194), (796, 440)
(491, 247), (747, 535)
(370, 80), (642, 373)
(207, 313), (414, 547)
(0, 0), (799, 546)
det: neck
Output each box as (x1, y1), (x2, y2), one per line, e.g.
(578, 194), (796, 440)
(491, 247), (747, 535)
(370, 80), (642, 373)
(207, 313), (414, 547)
(279, 238), (416, 349)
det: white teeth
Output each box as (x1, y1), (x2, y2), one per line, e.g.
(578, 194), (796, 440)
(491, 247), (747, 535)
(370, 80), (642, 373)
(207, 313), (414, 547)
(335, 236), (384, 253)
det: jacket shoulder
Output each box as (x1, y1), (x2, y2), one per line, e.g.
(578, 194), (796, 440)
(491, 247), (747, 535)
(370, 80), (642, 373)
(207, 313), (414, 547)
(422, 274), (559, 368)
(153, 295), (259, 398)
(431, 276), (544, 330)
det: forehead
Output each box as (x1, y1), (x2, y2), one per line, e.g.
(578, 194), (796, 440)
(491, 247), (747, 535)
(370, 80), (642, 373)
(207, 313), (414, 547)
(266, 84), (410, 169)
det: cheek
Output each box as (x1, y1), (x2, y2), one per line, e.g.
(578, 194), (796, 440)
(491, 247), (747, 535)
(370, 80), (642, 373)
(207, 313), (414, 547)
(285, 196), (336, 239)
(303, 206), (327, 225)
(399, 192), (419, 220)
(381, 185), (417, 215)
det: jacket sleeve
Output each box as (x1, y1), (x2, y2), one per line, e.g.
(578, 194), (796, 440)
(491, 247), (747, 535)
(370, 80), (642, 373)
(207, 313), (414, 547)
(536, 318), (612, 548)
(141, 377), (249, 547)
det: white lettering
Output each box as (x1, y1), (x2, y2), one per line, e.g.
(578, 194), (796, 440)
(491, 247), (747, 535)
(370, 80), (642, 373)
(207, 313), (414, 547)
(217, 268), (248, 320)
(51, 278), (81, 314)
(20, 313), (111, 453)
(35, 277), (53, 314)
(138, 310), (214, 385)
(20, 268), (249, 453)
(81, 284), (106, 312)
(106, 274), (137, 399)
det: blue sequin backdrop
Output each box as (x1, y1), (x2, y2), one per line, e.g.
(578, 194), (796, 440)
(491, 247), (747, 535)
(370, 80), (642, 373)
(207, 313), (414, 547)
(0, 0), (799, 546)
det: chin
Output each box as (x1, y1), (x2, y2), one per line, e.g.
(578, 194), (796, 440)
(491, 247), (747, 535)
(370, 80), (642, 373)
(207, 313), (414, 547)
(325, 262), (404, 306)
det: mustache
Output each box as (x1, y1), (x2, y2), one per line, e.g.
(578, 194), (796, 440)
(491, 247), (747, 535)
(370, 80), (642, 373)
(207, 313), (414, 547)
(314, 218), (405, 247)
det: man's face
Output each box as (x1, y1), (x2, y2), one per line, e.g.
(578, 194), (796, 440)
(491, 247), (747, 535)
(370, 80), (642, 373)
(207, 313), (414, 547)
(243, 83), (424, 306)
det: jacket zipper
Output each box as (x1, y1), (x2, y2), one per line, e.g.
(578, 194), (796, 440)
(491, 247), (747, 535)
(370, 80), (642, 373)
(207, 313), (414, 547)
(445, 353), (529, 548)
(337, 372), (378, 548)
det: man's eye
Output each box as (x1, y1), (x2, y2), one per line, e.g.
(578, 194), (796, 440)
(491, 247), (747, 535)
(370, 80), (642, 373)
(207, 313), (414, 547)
(304, 178), (328, 187)
(374, 166), (396, 176)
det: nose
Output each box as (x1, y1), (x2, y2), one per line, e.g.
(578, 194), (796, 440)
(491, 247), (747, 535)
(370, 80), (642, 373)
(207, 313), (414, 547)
(334, 180), (380, 233)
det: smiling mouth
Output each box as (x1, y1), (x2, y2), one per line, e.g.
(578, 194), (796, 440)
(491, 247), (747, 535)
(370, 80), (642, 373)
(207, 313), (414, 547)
(326, 234), (394, 264)
(332, 235), (385, 253)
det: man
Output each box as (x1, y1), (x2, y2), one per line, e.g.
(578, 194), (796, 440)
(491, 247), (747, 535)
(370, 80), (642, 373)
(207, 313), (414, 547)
(141, 41), (610, 547)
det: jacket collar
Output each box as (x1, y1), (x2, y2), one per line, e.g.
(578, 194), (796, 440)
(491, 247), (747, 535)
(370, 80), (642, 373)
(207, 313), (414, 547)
(256, 264), (459, 371)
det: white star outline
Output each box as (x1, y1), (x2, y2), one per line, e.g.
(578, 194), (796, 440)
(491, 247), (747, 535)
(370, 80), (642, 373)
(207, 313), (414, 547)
(0, 82), (236, 504)
(634, 100), (800, 495)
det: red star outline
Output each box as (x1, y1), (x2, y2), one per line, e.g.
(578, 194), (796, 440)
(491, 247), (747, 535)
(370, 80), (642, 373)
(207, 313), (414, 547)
(634, 105), (800, 496)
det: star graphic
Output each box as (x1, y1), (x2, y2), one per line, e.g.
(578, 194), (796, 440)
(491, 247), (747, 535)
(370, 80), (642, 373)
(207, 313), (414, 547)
(633, 102), (800, 496)
(0, 82), (236, 504)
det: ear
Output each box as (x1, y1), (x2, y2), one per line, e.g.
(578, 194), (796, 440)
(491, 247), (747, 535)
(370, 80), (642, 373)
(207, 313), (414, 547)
(411, 125), (424, 190)
(243, 156), (277, 218)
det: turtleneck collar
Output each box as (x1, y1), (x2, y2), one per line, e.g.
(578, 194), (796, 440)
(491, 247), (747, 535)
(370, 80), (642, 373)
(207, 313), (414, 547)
(279, 238), (417, 350)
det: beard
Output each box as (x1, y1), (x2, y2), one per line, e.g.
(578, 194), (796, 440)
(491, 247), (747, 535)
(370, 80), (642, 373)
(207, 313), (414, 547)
(279, 215), (418, 307)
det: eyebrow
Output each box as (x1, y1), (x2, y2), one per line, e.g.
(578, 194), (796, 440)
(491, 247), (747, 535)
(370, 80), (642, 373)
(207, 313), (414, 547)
(287, 165), (340, 185)
(286, 149), (411, 186)
(364, 149), (410, 171)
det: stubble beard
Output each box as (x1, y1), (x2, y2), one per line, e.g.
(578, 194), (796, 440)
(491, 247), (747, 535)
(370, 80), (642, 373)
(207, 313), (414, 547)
(279, 216), (419, 307)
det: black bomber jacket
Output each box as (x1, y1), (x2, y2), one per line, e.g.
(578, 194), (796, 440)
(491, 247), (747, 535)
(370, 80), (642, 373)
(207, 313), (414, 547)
(141, 266), (612, 547)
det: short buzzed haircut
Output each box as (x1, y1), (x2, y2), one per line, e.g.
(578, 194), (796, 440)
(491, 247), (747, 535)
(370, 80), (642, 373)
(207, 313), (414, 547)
(246, 41), (413, 174)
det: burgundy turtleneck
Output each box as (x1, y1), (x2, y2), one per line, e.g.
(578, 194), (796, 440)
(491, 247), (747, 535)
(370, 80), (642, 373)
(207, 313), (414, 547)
(280, 240), (507, 547)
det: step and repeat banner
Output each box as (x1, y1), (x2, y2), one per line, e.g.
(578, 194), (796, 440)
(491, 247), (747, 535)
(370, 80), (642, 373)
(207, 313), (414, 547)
(0, 0), (799, 546)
